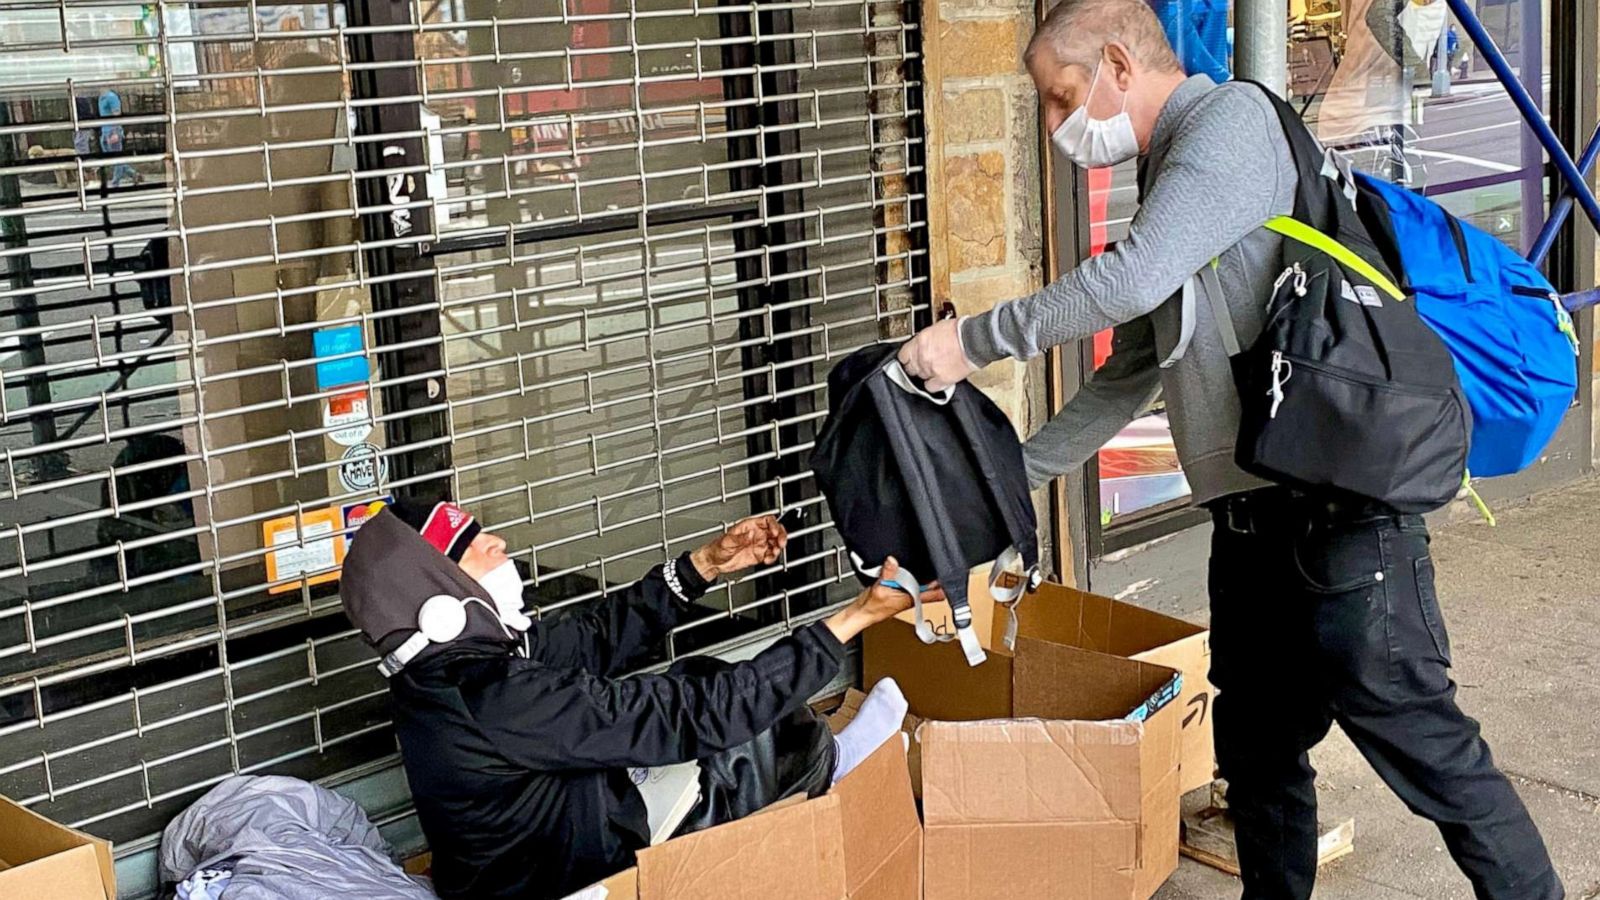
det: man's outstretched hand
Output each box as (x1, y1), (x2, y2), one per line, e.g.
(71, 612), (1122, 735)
(897, 317), (977, 392)
(690, 516), (788, 580)
(825, 558), (947, 644)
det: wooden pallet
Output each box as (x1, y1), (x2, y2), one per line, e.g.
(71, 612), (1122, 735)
(1181, 806), (1356, 876)
(1180, 781), (1355, 876)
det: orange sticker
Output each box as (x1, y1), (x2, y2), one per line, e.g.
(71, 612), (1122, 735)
(263, 507), (347, 594)
(328, 391), (364, 417)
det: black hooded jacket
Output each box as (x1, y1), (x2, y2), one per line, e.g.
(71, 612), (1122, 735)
(380, 558), (846, 900)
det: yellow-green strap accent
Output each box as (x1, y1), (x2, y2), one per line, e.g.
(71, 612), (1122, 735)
(1556, 307), (1580, 354)
(1265, 216), (1406, 302)
(1462, 470), (1496, 527)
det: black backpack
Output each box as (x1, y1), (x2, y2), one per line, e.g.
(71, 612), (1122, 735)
(810, 342), (1040, 666)
(1205, 86), (1470, 512)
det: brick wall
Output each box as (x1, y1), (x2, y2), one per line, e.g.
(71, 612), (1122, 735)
(920, 0), (1047, 432)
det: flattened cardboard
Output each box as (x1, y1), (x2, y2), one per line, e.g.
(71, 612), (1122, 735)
(1015, 581), (1215, 794)
(0, 795), (116, 900)
(1011, 636), (1177, 723)
(865, 578), (1183, 900)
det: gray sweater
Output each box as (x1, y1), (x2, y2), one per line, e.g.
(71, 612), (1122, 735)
(961, 75), (1298, 506)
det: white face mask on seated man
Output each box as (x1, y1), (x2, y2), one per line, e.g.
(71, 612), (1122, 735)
(473, 558), (533, 632)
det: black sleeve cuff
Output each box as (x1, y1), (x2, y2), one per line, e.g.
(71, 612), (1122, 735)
(800, 620), (846, 665)
(672, 552), (711, 598)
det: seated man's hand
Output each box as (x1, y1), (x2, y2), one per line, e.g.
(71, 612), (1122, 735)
(897, 317), (977, 392)
(689, 515), (788, 580)
(825, 558), (947, 644)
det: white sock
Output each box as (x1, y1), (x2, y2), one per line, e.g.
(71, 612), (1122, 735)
(831, 678), (909, 785)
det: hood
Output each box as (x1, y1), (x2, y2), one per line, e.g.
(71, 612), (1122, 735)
(340, 509), (516, 671)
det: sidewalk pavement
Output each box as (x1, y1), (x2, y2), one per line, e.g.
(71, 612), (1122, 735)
(1156, 476), (1600, 900)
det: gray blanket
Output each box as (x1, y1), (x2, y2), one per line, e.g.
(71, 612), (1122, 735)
(160, 775), (435, 899)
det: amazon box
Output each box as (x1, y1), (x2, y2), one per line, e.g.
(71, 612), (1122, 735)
(1013, 579), (1214, 794)
(0, 795), (116, 900)
(865, 579), (1183, 900)
(585, 735), (921, 900)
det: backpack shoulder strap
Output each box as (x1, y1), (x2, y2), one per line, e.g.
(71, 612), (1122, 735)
(1197, 259), (1240, 357)
(1240, 80), (1343, 229)
(947, 390), (1043, 651)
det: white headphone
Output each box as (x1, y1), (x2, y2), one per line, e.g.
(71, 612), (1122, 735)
(378, 594), (514, 677)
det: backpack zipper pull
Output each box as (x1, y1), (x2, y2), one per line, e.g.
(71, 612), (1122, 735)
(1268, 350), (1292, 418)
(1271, 264), (1294, 303)
(1270, 263), (1309, 308)
(1549, 292), (1580, 356)
(1273, 267), (1292, 291)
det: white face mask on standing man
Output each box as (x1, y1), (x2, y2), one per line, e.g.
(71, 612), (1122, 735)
(1050, 59), (1141, 169)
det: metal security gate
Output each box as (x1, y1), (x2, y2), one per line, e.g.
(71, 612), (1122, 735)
(0, 0), (929, 853)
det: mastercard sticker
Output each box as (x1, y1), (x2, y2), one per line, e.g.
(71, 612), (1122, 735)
(342, 495), (392, 549)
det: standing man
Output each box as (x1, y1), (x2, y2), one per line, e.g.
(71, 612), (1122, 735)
(897, 1), (1562, 897)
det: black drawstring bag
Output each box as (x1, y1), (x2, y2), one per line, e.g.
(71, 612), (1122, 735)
(811, 342), (1041, 666)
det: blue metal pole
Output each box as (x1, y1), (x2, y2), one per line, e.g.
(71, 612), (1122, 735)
(1528, 122), (1600, 267)
(1446, 0), (1600, 236)
(1561, 287), (1600, 312)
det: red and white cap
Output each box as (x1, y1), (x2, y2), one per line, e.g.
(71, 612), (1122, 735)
(386, 498), (482, 563)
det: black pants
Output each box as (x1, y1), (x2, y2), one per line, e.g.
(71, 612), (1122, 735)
(1208, 489), (1561, 900)
(665, 657), (837, 838)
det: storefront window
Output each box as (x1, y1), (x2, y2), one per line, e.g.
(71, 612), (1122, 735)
(1291, 0), (1551, 247)
(2, 0), (925, 855)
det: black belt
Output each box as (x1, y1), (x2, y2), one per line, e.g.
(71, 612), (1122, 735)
(1210, 486), (1403, 535)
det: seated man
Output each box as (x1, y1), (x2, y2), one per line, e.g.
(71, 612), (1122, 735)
(340, 499), (928, 900)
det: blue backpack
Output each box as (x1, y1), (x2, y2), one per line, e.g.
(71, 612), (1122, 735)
(1360, 176), (1580, 479)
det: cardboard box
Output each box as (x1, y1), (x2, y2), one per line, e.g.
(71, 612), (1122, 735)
(593, 736), (921, 900)
(638, 793), (848, 899)
(864, 584), (1183, 900)
(0, 795), (116, 900)
(596, 867), (639, 897)
(1013, 580), (1214, 795)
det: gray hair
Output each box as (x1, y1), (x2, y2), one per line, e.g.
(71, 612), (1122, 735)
(1026, 0), (1184, 74)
